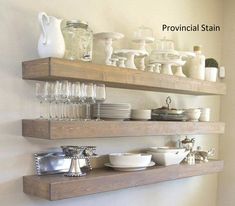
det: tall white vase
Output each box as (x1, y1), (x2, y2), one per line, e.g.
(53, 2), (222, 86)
(37, 12), (65, 58)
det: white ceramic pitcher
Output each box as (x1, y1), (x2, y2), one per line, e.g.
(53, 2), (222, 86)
(37, 12), (65, 58)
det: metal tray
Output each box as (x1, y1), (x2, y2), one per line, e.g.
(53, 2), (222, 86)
(34, 152), (88, 175)
(151, 113), (187, 121)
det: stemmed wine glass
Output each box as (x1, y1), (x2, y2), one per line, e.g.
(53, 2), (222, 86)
(54, 81), (62, 119)
(94, 84), (106, 121)
(35, 82), (46, 119)
(83, 83), (95, 121)
(47, 82), (56, 119)
(60, 81), (71, 120)
(35, 81), (106, 121)
(75, 82), (84, 120)
(36, 81), (53, 119)
(70, 82), (83, 120)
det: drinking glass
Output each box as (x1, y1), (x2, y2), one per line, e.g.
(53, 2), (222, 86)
(74, 82), (84, 120)
(94, 84), (106, 121)
(35, 82), (46, 119)
(61, 81), (71, 120)
(70, 82), (83, 120)
(54, 81), (62, 119)
(83, 83), (95, 121)
(47, 82), (56, 119)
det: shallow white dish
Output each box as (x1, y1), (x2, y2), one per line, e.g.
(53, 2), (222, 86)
(149, 151), (189, 166)
(94, 32), (124, 40)
(148, 147), (185, 154)
(99, 117), (130, 120)
(109, 153), (152, 167)
(104, 161), (155, 171)
(131, 118), (150, 121)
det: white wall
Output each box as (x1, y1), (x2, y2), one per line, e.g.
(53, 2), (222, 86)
(0, 0), (223, 206)
(217, 0), (235, 205)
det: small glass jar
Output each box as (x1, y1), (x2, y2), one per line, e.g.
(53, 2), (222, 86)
(62, 20), (93, 61)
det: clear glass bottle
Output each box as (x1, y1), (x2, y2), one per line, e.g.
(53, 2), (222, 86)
(62, 20), (93, 61)
(189, 46), (205, 80)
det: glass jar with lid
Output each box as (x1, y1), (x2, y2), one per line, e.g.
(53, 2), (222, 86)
(62, 20), (93, 61)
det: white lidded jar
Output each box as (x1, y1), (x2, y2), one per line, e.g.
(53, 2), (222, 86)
(189, 46), (205, 80)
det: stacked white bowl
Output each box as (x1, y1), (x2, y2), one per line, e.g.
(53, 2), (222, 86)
(184, 108), (201, 121)
(131, 109), (151, 120)
(147, 147), (189, 166)
(109, 153), (152, 167)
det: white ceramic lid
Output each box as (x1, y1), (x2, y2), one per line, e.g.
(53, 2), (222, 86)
(132, 37), (155, 43)
(94, 32), (124, 40)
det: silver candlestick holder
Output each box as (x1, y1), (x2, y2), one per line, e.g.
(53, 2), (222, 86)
(61, 146), (96, 177)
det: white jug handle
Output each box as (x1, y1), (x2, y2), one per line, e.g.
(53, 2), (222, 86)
(38, 12), (50, 45)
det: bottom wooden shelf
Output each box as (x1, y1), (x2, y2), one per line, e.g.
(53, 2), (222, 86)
(23, 160), (223, 201)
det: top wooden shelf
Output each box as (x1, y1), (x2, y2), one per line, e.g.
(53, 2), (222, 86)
(22, 58), (226, 95)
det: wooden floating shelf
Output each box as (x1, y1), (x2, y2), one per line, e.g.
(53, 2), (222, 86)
(23, 160), (224, 201)
(22, 58), (226, 95)
(22, 119), (225, 139)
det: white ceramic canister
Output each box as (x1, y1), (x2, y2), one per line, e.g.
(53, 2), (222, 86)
(199, 108), (211, 122)
(38, 12), (65, 58)
(205, 67), (218, 82)
(189, 46), (205, 80)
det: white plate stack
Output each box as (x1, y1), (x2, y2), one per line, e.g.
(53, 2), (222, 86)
(93, 103), (131, 120)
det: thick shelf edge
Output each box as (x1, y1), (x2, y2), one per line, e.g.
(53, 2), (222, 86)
(22, 119), (225, 139)
(23, 160), (224, 201)
(22, 58), (226, 95)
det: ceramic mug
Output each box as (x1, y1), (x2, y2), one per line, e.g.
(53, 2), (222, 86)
(205, 67), (218, 82)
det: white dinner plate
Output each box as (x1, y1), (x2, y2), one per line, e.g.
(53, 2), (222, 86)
(104, 161), (155, 171)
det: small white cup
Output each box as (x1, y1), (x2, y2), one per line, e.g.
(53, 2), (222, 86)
(199, 108), (210, 122)
(205, 67), (218, 82)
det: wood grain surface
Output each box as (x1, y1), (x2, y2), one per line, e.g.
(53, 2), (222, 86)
(22, 58), (226, 95)
(22, 119), (225, 139)
(23, 160), (224, 200)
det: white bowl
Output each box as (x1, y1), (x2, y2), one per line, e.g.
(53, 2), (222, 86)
(109, 153), (152, 167)
(148, 151), (189, 166)
(185, 112), (201, 121)
(148, 147), (185, 154)
(185, 109), (201, 121)
(131, 109), (151, 120)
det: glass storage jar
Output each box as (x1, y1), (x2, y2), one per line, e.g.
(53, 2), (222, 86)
(62, 20), (93, 61)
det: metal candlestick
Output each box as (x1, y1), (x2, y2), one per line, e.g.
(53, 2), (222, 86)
(61, 146), (96, 177)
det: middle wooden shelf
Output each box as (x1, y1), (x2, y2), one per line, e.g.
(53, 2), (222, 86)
(22, 119), (225, 139)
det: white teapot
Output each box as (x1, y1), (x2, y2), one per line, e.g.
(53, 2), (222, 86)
(37, 12), (65, 58)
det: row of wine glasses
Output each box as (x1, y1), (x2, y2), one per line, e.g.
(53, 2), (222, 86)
(35, 81), (106, 121)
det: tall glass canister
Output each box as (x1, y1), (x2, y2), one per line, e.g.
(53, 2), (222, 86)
(62, 20), (93, 61)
